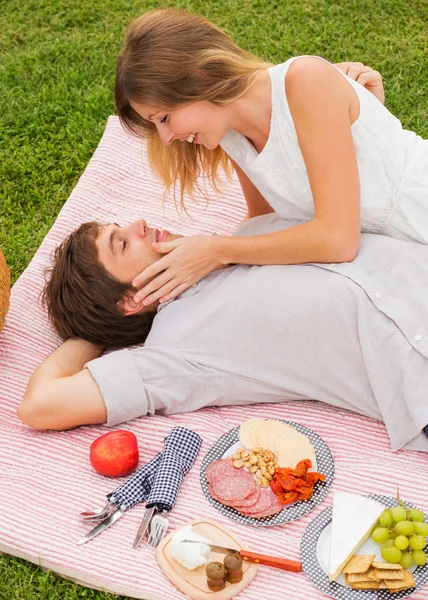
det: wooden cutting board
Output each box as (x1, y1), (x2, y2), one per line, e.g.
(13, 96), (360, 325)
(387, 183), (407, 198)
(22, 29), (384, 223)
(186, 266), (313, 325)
(157, 518), (258, 600)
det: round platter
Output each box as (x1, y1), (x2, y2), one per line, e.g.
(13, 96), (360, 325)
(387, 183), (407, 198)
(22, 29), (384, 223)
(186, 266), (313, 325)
(200, 420), (334, 527)
(300, 494), (428, 599)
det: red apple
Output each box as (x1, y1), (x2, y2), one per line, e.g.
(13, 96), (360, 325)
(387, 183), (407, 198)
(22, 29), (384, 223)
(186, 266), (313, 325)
(90, 430), (139, 477)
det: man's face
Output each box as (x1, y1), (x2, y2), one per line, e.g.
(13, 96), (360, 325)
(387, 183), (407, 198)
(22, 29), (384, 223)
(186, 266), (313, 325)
(96, 219), (181, 284)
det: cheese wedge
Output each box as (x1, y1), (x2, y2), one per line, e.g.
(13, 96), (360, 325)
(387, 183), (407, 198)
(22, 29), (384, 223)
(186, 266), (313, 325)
(328, 491), (385, 581)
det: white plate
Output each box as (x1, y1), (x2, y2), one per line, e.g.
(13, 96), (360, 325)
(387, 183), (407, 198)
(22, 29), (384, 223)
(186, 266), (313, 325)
(200, 420), (333, 527)
(301, 495), (428, 599)
(317, 522), (416, 587)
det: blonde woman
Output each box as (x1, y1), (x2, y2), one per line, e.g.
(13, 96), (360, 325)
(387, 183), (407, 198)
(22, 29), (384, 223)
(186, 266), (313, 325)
(115, 8), (427, 307)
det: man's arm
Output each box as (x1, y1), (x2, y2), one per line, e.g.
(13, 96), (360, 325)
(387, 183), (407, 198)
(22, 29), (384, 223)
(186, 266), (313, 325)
(17, 338), (107, 430)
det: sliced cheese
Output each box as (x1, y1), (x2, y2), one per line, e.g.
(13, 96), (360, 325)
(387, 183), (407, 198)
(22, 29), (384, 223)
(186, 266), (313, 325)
(239, 418), (265, 449)
(328, 491), (385, 581)
(257, 419), (289, 450)
(275, 429), (316, 469)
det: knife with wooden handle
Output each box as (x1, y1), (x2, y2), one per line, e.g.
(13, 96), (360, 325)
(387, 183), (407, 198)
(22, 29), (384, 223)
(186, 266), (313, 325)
(181, 540), (302, 572)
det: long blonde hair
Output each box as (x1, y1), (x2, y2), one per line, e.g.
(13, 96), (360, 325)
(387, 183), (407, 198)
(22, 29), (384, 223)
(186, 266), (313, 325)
(115, 8), (271, 210)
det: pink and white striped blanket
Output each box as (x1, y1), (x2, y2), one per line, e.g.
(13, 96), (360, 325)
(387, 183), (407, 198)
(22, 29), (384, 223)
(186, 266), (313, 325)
(0, 116), (427, 600)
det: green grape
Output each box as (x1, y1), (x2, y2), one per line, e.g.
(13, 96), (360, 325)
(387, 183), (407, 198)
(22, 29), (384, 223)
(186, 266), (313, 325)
(372, 527), (390, 544)
(400, 551), (413, 569)
(414, 522), (428, 536)
(381, 546), (402, 563)
(381, 539), (395, 550)
(412, 550), (427, 566)
(395, 535), (409, 550)
(408, 508), (425, 522)
(395, 520), (415, 536)
(390, 506), (407, 522)
(379, 509), (394, 527)
(409, 535), (427, 551)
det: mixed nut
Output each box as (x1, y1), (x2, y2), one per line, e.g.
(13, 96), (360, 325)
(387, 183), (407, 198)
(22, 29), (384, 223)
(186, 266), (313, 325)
(231, 446), (278, 487)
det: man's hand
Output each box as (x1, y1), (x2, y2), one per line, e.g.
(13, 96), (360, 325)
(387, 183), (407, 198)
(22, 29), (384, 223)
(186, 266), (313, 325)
(335, 61), (385, 104)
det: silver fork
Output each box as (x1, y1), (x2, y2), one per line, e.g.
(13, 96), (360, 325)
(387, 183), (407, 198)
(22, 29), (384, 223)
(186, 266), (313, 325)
(79, 501), (117, 522)
(147, 510), (169, 546)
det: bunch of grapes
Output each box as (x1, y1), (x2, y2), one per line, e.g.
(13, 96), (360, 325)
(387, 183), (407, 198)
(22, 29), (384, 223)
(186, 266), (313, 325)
(371, 503), (428, 568)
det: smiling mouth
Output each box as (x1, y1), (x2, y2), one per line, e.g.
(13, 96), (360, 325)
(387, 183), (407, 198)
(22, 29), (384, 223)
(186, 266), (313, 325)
(186, 132), (197, 143)
(158, 230), (168, 243)
(154, 228), (167, 243)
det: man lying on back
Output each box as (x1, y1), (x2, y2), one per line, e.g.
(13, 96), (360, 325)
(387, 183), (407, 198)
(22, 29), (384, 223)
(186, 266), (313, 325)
(18, 214), (428, 452)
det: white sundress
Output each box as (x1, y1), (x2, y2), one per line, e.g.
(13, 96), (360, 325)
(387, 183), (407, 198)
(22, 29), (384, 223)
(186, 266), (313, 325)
(220, 56), (428, 244)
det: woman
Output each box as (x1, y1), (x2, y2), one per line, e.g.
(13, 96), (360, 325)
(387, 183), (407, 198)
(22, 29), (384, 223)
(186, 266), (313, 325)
(115, 8), (427, 307)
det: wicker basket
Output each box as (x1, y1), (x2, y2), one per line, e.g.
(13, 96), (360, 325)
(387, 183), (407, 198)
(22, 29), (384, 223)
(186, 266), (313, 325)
(0, 247), (10, 332)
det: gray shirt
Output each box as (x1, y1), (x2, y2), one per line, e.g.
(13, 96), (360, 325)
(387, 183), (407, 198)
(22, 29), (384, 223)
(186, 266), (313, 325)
(87, 215), (428, 453)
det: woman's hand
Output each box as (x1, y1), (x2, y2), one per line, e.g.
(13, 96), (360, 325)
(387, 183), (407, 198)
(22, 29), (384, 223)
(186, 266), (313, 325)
(133, 235), (224, 306)
(334, 61), (385, 104)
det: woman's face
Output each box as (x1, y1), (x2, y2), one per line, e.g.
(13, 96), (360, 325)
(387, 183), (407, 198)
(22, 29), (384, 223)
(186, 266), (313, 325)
(130, 100), (231, 150)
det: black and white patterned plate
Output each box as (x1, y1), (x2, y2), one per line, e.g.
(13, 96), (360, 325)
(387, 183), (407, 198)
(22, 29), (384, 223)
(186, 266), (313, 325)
(200, 420), (334, 527)
(301, 494), (428, 599)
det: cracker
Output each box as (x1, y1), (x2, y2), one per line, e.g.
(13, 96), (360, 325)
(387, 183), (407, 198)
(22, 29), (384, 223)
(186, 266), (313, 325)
(348, 570), (376, 583)
(366, 568), (381, 581)
(385, 570), (416, 591)
(374, 569), (404, 581)
(351, 581), (380, 589)
(372, 561), (403, 570)
(343, 554), (376, 574)
(379, 581), (388, 589)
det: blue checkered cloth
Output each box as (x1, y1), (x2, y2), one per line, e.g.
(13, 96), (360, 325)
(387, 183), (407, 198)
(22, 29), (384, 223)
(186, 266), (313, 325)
(107, 426), (202, 512)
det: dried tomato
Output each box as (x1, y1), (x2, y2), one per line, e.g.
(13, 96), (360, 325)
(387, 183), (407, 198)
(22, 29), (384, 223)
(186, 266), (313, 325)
(270, 457), (325, 505)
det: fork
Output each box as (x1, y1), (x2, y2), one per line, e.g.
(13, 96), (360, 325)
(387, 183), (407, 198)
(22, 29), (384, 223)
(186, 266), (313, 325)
(79, 501), (117, 522)
(147, 510), (169, 546)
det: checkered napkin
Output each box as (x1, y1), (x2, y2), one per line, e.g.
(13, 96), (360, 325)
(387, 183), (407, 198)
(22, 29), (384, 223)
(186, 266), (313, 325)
(107, 427), (202, 512)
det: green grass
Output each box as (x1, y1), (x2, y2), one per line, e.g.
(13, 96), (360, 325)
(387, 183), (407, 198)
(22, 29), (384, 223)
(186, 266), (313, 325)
(1, 0), (427, 596)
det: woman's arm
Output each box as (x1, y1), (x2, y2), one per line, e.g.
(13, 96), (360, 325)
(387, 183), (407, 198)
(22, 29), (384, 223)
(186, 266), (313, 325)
(233, 61), (383, 224)
(17, 338), (107, 430)
(230, 158), (275, 219)
(216, 58), (362, 265)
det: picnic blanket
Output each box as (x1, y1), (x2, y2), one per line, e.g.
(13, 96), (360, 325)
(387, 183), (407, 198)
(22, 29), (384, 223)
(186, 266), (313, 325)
(0, 116), (427, 600)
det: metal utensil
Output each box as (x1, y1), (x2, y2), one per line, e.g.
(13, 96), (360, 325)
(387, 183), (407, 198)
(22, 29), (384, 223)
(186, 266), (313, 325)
(77, 507), (124, 545)
(147, 510), (169, 546)
(79, 501), (117, 521)
(132, 506), (156, 549)
(181, 540), (302, 572)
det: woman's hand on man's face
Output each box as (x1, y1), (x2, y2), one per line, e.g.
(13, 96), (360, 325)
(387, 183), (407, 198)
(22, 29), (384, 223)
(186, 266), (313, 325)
(132, 235), (224, 306)
(334, 61), (385, 104)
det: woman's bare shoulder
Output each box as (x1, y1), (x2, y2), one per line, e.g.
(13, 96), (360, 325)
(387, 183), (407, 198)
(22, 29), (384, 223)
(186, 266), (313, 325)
(286, 56), (338, 88)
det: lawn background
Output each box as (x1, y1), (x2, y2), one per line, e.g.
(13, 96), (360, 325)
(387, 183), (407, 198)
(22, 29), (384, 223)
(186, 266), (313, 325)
(1, 0), (427, 597)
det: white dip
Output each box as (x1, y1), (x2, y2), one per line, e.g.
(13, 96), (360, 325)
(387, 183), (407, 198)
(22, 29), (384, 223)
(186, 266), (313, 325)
(169, 526), (212, 570)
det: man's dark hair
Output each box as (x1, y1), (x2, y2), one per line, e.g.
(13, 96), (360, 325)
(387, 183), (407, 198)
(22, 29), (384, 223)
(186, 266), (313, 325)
(42, 222), (155, 349)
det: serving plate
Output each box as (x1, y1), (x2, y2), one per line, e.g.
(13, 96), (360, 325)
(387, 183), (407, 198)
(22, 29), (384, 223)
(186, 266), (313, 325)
(300, 495), (428, 599)
(200, 420), (334, 527)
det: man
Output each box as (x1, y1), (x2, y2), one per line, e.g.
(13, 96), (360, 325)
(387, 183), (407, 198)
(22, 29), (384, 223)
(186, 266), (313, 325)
(17, 214), (428, 453)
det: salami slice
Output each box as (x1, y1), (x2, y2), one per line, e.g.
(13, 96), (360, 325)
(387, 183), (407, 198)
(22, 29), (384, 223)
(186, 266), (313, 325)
(238, 487), (277, 514)
(230, 486), (261, 508)
(211, 474), (255, 501)
(209, 483), (261, 509)
(205, 459), (236, 483)
(247, 503), (284, 519)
